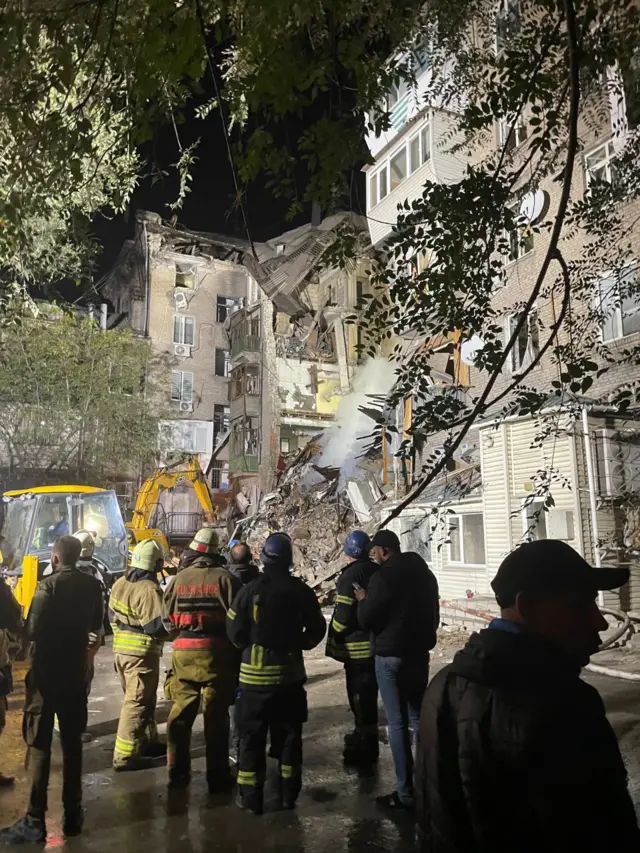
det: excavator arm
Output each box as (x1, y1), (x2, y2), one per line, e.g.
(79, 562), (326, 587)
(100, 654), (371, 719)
(129, 455), (216, 530)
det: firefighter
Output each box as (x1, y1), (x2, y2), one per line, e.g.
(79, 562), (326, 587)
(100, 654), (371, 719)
(0, 536), (103, 844)
(109, 539), (167, 771)
(163, 528), (241, 791)
(178, 528), (225, 571)
(326, 530), (379, 764)
(226, 532), (326, 815)
(0, 572), (22, 788)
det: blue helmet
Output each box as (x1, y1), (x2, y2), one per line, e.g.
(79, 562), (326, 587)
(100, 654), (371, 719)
(343, 530), (371, 559)
(260, 532), (293, 568)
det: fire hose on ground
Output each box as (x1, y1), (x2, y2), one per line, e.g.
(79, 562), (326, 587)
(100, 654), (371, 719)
(444, 602), (640, 682)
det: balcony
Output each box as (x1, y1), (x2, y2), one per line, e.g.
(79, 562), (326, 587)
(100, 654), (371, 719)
(231, 334), (261, 358)
(229, 455), (259, 474)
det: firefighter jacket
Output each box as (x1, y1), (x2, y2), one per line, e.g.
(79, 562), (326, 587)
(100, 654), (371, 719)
(163, 556), (240, 654)
(109, 570), (166, 657)
(326, 558), (378, 663)
(226, 566), (326, 690)
(27, 565), (104, 692)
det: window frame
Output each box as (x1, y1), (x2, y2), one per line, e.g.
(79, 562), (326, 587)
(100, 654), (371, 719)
(504, 202), (534, 264)
(214, 348), (231, 378)
(585, 140), (618, 190)
(505, 309), (540, 373)
(447, 512), (487, 567)
(172, 314), (195, 346)
(216, 295), (235, 324)
(521, 498), (548, 541)
(170, 370), (194, 404)
(368, 120), (432, 210)
(174, 262), (196, 289)
(496, 0), (521, 54)
(211, 459), (230, 490)
(498, 115), (528, 152)
(599, 262), (640, 342)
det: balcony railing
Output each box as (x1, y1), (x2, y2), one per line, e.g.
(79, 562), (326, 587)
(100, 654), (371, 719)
(231, 335), (261, 357)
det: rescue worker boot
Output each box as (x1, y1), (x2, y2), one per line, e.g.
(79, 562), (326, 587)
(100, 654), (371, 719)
(140, 740), (167, 759)
(0, 815), (46, 845)
(113, 756), (154, 773)
(235, 787), (263, 816)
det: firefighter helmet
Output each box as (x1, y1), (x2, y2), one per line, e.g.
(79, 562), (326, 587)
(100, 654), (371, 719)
(130, 539), (163, 573)
(73, 529), (96, 560)
(260, 532), (293, 568)
(188, 527), (220, 555)
(343, 530), (371, 559)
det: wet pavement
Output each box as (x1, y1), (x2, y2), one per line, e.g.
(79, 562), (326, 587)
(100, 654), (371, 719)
(0, 636), (639, 851)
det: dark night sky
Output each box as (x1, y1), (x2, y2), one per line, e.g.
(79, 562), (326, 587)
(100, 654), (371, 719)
(91, 85), (367, 290)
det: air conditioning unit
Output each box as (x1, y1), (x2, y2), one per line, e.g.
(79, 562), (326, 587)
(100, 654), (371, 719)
(179, 401), (193, 413)
(174, 290), (188, 309)
(174, 343), (191, 357)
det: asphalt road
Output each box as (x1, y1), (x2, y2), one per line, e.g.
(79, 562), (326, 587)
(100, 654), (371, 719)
(0, 636), (638, 851)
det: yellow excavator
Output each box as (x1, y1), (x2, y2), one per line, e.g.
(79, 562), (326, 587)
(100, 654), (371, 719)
(125, 455), (217, 562)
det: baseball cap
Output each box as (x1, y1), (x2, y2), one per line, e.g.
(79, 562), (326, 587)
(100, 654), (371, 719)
(369, 530), (401, 551)
(491, 540), (629, 607)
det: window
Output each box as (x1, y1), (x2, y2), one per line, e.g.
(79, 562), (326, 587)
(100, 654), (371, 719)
(175, 262), (196, 289)
(585, 140), (618, 188)
(211, 460), (229, 490)
(412, 41), (430, 72)
(368, 122), (431, 209)
(390, 148), (407, 191)
(230, 365), (260, 401)
(215, 348), (231, 377)
(173, 314), (195, 346)
(213, 404), (230, 439)
(599, 263), (640, 341)
(171, 370), (193, 403)
(160, 419), (211, 453)
(448, 513), (486, 565)
(420, 123), (431, 164)
(230, 416), (260, 458)
(499, 116), (528, 152)
(280, 437), (291, 453)
(505, 310), (540, 372)
(274, 243), (285, 256)
(623, 50), (640, 129)
(496, 0), (521, 53)
(522, 499), (548, 540)
(504, 204), (534, 262)
(216, 296), (235, 324)
(399, 515), (432, 563)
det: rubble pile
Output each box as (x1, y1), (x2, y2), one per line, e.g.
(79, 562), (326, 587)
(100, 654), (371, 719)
(244, 439), (379, 603)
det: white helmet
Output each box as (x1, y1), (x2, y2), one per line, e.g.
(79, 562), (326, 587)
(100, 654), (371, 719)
(73, 529), (95, 560)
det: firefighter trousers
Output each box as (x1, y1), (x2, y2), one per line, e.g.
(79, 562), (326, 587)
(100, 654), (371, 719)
(236, 684), (307, 811)
(165, 650), (236, 786)
(22, 674), (87, 820)
(113, 653), (159, 768)
(344, 659), (379, 741)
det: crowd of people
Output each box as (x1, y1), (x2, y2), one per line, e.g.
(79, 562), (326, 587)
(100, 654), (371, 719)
(0, 525), (639, 851)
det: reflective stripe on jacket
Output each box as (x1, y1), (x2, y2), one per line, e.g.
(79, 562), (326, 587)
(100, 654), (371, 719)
(109, 575), (164, 658)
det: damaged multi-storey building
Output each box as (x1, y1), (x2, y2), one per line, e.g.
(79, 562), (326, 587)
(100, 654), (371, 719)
(103, 210), (259, 526)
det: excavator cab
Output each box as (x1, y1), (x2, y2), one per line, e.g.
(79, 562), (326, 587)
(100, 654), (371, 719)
(0, 486), (128, 614)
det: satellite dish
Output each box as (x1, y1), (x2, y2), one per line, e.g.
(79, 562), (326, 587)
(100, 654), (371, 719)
(520, 190), (548, 224)
(460, 334), (485, 366)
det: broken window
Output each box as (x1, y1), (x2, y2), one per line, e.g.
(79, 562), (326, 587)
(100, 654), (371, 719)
(505, 310), (540, 373)
(213, 404), (229, 440)
(215, 348), (231, 377)
(230, 365), (260, 401)
(211, 460), (229, 490)
(216, 295), (235, 324)
(230, 416), (260, 458)
(504, 203), (534, 262)
(175, 262), (196, 289)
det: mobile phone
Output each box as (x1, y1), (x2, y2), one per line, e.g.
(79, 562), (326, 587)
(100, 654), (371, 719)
(352, 582), (363, 592)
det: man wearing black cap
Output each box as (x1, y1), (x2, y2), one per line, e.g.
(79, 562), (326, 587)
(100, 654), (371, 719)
(415, 539), (640, 852)
(356, 529), (439, 812)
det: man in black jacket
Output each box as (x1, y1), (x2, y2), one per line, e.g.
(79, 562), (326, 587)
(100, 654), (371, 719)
(227, 542), (260, 587)
(415, 539), (640, 853)
(357, 529), (439, 812)
(0, 536), (104, 844)
(326, 530), (379, 764)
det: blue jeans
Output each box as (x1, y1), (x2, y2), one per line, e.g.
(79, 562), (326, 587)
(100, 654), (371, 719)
(375, 655), (428, 804)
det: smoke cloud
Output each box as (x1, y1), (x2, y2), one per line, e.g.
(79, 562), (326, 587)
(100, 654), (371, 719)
(316, 357), (397, 483)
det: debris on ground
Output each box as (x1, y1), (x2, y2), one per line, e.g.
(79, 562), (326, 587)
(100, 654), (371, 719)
(242, 438), (383, 604)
